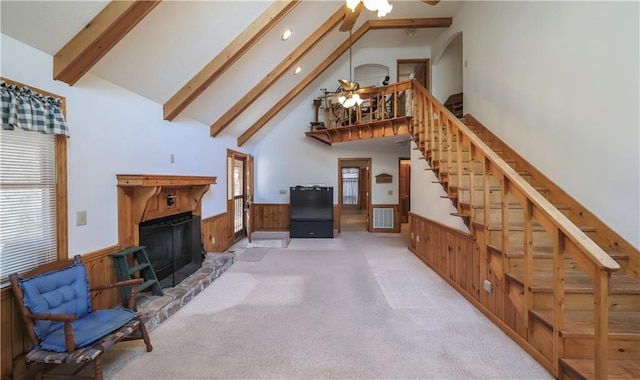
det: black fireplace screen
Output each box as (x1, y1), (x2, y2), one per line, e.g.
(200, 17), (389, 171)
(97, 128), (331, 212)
(139, 212), (204, 288)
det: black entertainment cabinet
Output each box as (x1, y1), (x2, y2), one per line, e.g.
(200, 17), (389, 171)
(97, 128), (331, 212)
(289, 186), (333, 238)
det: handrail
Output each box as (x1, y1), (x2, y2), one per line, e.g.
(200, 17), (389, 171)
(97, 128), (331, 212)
(408, 78), (617, 379)
(410, 79), (618, 272)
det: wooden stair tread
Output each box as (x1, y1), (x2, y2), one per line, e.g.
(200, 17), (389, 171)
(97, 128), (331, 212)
(560, 358), (640, 380)
(459, 201), (570, 210)
(474, 221), (595, 233)
(488, 244), (628, 261)
(506, 271), (640, 294)
(530, 309), (640, 335)
(458, 185), (550, 192)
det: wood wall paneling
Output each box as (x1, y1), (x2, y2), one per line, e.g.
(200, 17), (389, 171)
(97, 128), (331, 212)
(408, 212), (554, 374)
(253, 203), (290, 231)
(201, 212), (232, 253)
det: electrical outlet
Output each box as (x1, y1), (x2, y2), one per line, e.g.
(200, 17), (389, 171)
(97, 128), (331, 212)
(279, 189), (287, 195)
(483, 279), (492, 294)
(76, 211), (87, 226)
(416, 235), (420, 242)
(211, 237), (216, 245)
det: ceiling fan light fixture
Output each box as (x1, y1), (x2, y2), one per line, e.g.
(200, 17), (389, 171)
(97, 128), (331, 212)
(377, 1), (392, 17)
(346, 0), (392, 17)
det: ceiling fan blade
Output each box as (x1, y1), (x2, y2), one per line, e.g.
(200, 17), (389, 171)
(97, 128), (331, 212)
(339, 2), (363, 32)
(421, 0), (441, 5)
(339, 79), (360, 92)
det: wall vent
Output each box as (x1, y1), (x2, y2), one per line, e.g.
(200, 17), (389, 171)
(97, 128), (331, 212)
(373, 208), (394, 229)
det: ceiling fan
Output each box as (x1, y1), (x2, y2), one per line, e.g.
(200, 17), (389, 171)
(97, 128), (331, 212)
(339, 0), (441, 32)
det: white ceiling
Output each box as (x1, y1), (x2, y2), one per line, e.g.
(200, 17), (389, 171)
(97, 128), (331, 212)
(1, 0), (462, 143)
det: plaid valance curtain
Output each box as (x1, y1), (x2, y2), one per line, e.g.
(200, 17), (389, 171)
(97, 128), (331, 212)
(1, 80), (69, 137)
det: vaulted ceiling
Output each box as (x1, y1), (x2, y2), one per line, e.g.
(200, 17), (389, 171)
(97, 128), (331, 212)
(1, 0), (462, 146)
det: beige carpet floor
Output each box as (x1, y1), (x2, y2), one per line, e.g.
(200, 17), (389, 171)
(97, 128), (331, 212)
(103, 230), (552, 379)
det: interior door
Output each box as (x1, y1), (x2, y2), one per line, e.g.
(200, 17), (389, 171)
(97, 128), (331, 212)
(363, 163), (371, 231)
(245, 155), (254, 242)
(359, 167), (368, 211)
(399, 159), (410, 223)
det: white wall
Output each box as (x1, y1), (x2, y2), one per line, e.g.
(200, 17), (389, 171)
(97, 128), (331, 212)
(431, 34), (462, 103)
(431, 1), (640, 249)
(253, 45), (427, 206)
(1, 34), (241, 256)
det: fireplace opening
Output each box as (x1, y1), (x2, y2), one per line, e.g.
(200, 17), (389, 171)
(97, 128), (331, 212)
(139, 211), (204, 288)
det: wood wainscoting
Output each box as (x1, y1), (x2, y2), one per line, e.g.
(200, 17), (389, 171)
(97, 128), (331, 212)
(408, 213), (550, 373)
(252, 203), (341, 232)
(202, 212), (232, 253)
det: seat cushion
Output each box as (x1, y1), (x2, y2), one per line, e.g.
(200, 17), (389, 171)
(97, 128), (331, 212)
(40, 307), (135, 352)
(25, 318), (142, 364)
(18, 261), (91, 341)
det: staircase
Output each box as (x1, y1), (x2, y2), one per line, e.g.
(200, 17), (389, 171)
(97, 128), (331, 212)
(408, 81), (640, 379)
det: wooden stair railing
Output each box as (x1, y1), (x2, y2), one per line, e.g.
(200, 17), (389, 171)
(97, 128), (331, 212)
(305, 81), (414, 145)
(407, 79), (640, 379)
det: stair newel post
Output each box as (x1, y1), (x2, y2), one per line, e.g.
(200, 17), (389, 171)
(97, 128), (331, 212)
(552, 228), (566, 377)
(523, 199), (534, 332)
(594, 268), (610, 379)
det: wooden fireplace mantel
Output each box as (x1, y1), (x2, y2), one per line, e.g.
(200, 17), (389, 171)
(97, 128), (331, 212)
(117, 174), (216, 247)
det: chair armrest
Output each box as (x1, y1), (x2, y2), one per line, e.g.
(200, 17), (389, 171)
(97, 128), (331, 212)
(91, 278), (144, 310)
(90, 278), (143, 292)
(26, 313), (78, 352)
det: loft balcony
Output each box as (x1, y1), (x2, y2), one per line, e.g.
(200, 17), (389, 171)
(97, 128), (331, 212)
(306, 81), (414, 145)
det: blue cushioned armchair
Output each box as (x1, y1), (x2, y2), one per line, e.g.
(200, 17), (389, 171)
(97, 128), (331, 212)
(9, 255), (152, 380)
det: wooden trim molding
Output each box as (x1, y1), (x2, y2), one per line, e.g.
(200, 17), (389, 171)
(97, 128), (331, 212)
(53, 1), (160, 85)
(164, 0), (299, 121)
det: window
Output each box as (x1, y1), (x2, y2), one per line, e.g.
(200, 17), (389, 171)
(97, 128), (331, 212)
(342, 167), (359, 205)
(0, 129), (59, 285)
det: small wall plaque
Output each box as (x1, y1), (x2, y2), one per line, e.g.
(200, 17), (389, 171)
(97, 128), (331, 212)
(375, 173), (392, 183)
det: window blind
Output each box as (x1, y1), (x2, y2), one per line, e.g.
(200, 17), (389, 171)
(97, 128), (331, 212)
(0, 129), (57, 285)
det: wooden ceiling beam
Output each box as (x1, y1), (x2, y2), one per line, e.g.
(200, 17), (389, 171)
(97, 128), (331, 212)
(367, 17), (452, 29)
(209, 4), (347, 137)
(53, 1), (159, 86)
(237, 18), (452, 146)
(163, 0), (300, 121)
(237, 22), (370, 146)
(340, 2), (363, 32)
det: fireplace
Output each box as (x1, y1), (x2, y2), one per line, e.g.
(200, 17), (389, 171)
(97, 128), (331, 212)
(139, 212), (204, 288)
(117, 174), (216, 288)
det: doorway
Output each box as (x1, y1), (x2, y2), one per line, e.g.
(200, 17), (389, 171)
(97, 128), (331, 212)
(399, 158), (411, 224)
(227, 150), (254, 242)
(338, 158), (371, 231)
(397, 59), (430, 91)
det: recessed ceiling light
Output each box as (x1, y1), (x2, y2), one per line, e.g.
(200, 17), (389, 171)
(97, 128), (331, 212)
(282, 29), (293, 41)
(294, 66), (302, 75)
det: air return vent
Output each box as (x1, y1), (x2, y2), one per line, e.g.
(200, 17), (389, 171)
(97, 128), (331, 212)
(373, 208), (394, 229)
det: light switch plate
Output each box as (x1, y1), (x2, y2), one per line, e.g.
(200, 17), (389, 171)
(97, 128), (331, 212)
(76, 211), (87, 226)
